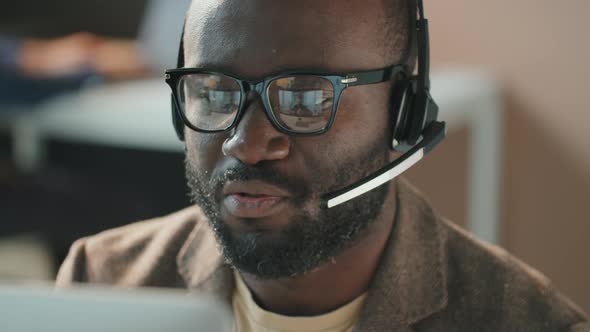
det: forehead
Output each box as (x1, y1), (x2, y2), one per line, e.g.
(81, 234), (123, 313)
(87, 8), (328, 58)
(184, 0), (399, 79)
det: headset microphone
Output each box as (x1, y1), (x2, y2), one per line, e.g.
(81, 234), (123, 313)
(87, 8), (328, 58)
(320, 0), (447, 209)
(321, 122), (445, 208)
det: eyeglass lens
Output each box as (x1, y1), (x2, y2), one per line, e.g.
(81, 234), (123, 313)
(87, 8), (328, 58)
(177, 73), (335, 133)
(178, 74), (241, 131)
(267, 76), (335, 133)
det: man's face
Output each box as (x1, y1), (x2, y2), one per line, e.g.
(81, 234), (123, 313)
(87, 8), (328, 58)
(184, 0), (404, 279)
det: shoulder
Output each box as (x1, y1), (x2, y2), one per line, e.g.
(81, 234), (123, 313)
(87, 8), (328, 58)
(56, 207), (208, 288)
(428, 217), (588, 331)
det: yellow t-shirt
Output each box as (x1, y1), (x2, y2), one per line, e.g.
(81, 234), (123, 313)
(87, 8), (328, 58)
(232, 271), (367, 332)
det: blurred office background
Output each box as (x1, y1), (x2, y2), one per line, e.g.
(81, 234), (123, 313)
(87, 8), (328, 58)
(0, 0), (588, 313)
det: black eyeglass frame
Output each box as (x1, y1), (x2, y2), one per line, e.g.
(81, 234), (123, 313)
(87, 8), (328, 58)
(165, 65), (407, 136)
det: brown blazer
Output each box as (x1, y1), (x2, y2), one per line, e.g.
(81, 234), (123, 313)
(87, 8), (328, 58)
(56, 179), (589, 331)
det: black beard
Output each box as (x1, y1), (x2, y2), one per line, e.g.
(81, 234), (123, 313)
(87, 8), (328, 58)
(185, 144), (390, 280)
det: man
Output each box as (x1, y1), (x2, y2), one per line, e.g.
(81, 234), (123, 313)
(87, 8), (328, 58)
(56, 0), (589, 331)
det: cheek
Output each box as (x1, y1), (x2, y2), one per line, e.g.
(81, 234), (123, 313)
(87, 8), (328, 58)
(185, 131), (227, 172)
(294, 86), (392, 181)
(327, 85), (392, 153)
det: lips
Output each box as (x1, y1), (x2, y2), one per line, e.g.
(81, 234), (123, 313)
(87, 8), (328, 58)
(222, 181), (291, 218)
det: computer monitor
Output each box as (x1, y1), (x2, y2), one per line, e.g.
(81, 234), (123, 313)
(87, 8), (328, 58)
(0, 283), (233, 332)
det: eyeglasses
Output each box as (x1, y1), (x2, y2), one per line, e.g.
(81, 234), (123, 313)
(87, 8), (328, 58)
(165, 65), (406, 136)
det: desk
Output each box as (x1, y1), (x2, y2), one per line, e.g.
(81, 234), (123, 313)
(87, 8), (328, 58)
(6, 69), (502, 244)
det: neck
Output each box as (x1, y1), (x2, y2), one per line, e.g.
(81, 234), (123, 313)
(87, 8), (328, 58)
(239, 182), (397, 316)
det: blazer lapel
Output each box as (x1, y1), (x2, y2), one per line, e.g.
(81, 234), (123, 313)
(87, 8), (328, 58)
(354, 179), (449, 331)
(176, 217), (234, 305)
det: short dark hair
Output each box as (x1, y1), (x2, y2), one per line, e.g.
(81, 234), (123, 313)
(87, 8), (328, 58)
(184, 0), (417, 70)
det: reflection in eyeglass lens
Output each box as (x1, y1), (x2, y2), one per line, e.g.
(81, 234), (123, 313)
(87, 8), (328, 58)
(277, 90), (333, 116)
(180, 73), (241, 130)
(269, 76), (334, 132)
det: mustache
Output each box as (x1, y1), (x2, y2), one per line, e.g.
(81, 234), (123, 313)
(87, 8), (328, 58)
(209, 161), (309, 199)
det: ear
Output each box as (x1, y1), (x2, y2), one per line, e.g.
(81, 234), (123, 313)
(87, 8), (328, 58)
(171, 22), (187, 142)
(389, 78), (413, 152)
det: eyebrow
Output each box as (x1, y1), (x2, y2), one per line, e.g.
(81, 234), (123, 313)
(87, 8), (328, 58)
(183, 60), (391, 82)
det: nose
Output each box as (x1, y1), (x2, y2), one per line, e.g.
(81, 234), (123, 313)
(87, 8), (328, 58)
(222, 94), (290, 165)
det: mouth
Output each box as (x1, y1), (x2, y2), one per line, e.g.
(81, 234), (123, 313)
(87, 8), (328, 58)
(222, 181), (291, 218)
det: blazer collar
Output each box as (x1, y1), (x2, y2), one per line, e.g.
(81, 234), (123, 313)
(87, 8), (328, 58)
(354, 179), (449, 330)
(176, 178), (449, 329)
(176, 217), (232, 302)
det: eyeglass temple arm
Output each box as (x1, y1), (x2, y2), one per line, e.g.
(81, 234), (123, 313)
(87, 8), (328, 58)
(343, 65), (406, 87)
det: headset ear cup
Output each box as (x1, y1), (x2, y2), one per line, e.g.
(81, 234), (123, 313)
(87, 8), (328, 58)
(390, 79), (413, 151)
(171, 95), (185, 141)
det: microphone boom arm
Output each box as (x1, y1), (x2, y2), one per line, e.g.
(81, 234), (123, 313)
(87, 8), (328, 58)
(321, 121), (446, 209)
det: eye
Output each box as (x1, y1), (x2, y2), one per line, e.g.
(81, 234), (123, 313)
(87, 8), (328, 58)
(315, 95), (333, 104)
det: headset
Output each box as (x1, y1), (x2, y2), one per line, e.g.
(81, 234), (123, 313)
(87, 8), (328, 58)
(169, 0), (447, 209)
(390, 0), (443, 151)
